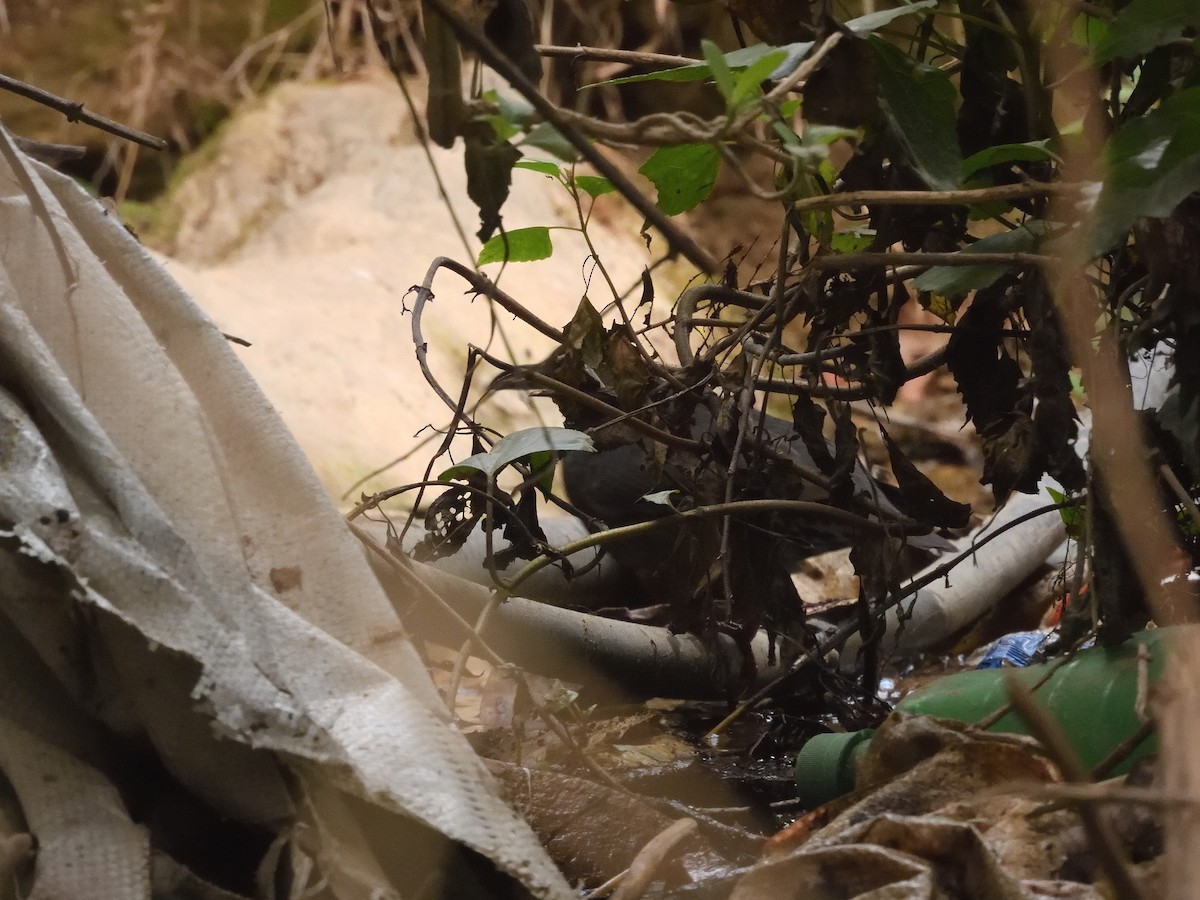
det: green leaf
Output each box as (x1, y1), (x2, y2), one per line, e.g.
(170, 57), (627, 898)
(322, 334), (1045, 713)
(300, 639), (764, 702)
(477, 226), (554, 265)
(480, 115), (521, 143)
(478, 89), (534, 141)
(520, 122), (578, 161)
(786, 123), (863, 162)
(641, 490), (679, 508)
(804, 124), (862, 146)
(702, 39), (736, 101)
(722, 43), (793, 67)
(485, 89), (535, 125)
(639, 143), (721, 215)
(919, 292), (956, 324)
(961, 140), (1056, 179)
(912, 221), (1047, 296)
(845, 0), (937, 35)
(1071, 12), (1111, 51)
(591, 65), (710, 88)
(515, 159), (562, 178)
(778, 98), (802, 118)
(465, 135), (521, 242)
(1092, 0), (1200, 64)
(1091, 85), (1200, 254)
(729, 50), (787, 110)
(1045, 486), (1085, 532)
(830, 229), (876, 253)
(769, 42), (815, 80)
(870, 36), (962, 192)
(573, 174), (616, 198)
(440, 427), (595, 480)
(801, 208), (834, 247)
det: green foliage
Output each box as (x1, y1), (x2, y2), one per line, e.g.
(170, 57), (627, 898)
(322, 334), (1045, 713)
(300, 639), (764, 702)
(639, 143), (721, 215)
(573, 174), (616, 198)
(477, 226), (554, 265)
(419, 0), (1200, 649)
(843, 1), (937, 35)
(475, 160), (617, 263)
(870, 36), (962, 191)
(913, 222), (1050, 297)
(1092, 0), (1200, 63)
(961, 141), (1056, 180)
(440, 427), (594, 483)
(1091, 85), (1200, 253)
(1046, 487), (1086, 535)
(592, 1), (936, 89)
(829, 229), (876, 253)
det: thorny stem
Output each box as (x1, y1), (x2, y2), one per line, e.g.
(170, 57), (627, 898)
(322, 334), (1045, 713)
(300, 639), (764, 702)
(406, 259), (567, 547)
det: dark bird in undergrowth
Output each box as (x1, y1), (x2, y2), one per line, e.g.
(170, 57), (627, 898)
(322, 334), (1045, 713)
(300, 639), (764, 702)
(487, 301), (965, 676)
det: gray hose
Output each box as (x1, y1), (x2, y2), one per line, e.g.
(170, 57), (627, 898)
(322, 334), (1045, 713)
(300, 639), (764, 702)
(362, 519), (783, 698)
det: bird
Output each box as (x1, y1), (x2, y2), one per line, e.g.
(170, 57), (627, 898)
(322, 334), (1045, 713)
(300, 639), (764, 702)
(488, 327), (957, 649)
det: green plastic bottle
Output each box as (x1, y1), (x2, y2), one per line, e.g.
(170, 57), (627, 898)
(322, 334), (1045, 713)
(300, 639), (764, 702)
(795, 627), (1178, 808)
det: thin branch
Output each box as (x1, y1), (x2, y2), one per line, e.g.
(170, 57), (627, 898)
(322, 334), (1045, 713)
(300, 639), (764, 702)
(503, 496), (925, 599)
(807, 250), (1058, 269)
(791, 181), (1078, 212)
(535, 43), (696, 70)
(0, 73), (168, 151)
(753, 348), (947, 401)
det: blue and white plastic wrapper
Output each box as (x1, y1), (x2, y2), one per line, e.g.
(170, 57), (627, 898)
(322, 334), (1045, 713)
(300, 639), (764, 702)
(976, 631), (1049, 669)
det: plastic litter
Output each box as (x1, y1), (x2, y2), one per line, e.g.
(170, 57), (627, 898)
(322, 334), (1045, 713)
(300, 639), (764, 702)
(796, 626), (1179, 807)
(975, 631), (1049, 669)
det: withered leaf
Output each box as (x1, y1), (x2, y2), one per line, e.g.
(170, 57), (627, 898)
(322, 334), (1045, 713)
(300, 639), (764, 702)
(982, 411), (1037, 503)
(881, 427), (971, 527)
(465, 129), (521, 241)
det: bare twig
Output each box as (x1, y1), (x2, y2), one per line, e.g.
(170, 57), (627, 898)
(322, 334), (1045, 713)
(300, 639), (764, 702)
(791, 181), (1078, 212)
(0, 73), (167, 150)
(806, 250), (1058, 269)
(535, 42), (695, 70)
